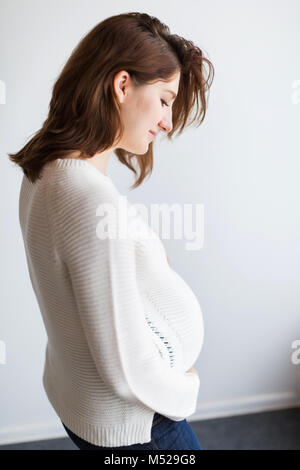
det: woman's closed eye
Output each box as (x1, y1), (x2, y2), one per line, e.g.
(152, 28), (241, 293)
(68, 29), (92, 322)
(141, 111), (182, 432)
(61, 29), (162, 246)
(161, 99), (170, 107)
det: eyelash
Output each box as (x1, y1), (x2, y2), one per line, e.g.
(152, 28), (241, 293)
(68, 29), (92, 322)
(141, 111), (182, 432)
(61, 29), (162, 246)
(161, 99), (170, 107)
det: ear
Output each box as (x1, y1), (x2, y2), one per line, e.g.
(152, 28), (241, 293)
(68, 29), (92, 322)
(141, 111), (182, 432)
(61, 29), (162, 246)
(113, 70), (131, 104)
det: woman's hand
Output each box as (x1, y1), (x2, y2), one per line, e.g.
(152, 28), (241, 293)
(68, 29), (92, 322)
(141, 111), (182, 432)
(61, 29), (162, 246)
(186, 366), (199, 376)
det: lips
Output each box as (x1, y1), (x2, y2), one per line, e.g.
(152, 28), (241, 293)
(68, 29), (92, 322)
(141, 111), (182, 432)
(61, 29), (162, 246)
(149, 130), (156, 137)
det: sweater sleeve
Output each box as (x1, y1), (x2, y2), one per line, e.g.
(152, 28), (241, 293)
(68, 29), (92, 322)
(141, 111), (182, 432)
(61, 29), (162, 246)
(49, 171), (200, 421)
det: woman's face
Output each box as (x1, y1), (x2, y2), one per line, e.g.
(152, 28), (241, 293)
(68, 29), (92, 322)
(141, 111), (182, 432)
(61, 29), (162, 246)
(114, 70), (180, 154)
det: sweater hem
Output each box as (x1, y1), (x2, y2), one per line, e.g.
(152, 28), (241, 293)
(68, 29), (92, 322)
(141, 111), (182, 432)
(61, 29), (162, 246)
(42, 372), (154, 447)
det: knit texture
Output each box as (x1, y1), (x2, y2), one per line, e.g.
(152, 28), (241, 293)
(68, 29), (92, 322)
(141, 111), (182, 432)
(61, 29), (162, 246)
(18, 158), (204, 447)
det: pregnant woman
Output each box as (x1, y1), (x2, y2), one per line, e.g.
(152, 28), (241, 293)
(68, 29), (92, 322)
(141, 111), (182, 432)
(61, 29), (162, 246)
(9, 12), (214, 450)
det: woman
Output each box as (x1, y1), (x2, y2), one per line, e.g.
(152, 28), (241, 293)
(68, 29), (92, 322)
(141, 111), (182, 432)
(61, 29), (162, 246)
(9, 12), (214, 450)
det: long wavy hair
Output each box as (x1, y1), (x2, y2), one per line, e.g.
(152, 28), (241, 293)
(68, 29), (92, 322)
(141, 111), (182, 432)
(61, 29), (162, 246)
(8, 12), (214, 189)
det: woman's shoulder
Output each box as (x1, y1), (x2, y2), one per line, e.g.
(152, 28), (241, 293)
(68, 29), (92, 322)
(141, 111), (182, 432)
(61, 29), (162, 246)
(46, 159), (117, 201)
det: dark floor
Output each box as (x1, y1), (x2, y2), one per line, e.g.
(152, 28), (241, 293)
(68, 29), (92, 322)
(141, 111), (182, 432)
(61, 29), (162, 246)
(1, 407), (300, 450)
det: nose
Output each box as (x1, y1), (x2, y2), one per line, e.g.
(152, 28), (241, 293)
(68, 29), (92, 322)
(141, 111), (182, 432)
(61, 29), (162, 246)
(159, 118), (173, 134)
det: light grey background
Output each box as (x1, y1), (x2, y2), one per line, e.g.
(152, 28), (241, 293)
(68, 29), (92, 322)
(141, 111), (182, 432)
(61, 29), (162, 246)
(1, 0), (300, 445)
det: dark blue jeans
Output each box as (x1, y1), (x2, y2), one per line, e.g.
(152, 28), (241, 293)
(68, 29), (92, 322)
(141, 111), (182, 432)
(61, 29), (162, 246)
(61, 413), (203, 450)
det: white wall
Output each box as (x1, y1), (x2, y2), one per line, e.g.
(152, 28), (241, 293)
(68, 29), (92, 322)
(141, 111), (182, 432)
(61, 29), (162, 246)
(1, 0), (300, 445)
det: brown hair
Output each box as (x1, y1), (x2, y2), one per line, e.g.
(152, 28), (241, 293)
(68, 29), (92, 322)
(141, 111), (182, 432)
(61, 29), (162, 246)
(8, 12), (214, 189)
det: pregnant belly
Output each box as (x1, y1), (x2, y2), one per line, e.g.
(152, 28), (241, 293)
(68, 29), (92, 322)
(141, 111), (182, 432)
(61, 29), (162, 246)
(141, 267), (205, 372)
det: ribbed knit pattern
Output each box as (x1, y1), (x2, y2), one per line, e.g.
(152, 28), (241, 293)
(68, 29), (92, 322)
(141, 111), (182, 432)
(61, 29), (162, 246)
(18, 158), (204, 447)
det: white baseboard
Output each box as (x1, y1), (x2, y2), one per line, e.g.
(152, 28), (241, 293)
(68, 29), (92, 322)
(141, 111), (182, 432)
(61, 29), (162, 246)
(189, 390), (300, 422)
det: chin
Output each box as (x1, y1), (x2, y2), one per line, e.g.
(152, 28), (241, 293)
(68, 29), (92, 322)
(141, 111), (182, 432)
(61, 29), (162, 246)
(121, 137), (151, 154)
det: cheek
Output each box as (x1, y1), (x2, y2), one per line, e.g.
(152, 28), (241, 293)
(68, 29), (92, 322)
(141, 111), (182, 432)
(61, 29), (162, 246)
(143, 99), (161, 123)
(126, 95), (161, 135)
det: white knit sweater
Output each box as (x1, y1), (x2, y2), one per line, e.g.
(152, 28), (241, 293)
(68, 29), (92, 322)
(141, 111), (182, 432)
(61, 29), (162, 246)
(18, 158), (204, 447)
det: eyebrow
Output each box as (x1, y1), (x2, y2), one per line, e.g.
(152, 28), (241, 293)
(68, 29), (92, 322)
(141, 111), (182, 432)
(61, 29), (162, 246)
(163, 89), (177, 99)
